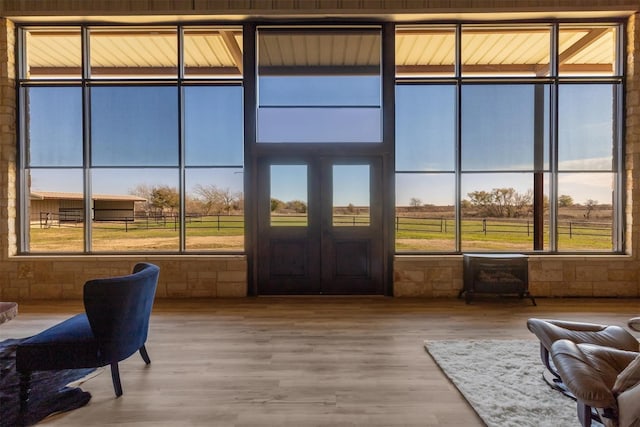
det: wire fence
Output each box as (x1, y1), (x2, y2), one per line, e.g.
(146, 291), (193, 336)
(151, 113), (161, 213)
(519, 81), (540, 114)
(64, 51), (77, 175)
(38, 211), (245, 233)
(37, 211), (612, 240)
(396, 215), (612, 239)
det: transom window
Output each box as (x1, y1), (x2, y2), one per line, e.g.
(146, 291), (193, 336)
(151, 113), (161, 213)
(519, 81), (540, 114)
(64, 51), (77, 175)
(256, 27), (382, 143)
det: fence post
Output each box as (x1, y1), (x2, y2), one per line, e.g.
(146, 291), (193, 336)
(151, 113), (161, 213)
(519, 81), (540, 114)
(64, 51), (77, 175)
(396, 216), (399, 232)
(483, 218), (487, 235)
(569, 222), (572, 239)
(527, 220), (530, 237)
(217, 215), (221, 231)
(353, 216), (356, 226)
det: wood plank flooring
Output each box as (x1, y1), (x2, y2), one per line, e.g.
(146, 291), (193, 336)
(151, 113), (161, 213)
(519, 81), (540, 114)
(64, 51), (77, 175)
(1, 297), (639, 426)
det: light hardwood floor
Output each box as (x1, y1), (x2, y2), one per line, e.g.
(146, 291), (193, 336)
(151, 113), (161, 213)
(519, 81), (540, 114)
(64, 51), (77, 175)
(1, 297), (639, 426)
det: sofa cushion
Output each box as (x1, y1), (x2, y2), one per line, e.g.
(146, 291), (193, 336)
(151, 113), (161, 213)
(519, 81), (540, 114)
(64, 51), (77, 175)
(16, 314), (102, 372)
(613, 354), (640, 395)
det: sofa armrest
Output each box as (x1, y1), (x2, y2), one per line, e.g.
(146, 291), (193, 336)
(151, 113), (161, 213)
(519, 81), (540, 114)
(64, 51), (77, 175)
(613, 354), (640, 394)
(617, 382), (640, 427)
(551, 340), (620, 409)
(628, 317), (640, 333)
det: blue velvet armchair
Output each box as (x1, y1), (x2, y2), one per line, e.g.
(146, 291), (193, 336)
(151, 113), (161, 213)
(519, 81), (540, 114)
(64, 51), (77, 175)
(16, 262), (160, 419)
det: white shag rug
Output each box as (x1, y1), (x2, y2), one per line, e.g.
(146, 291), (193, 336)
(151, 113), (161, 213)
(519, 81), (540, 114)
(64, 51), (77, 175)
(424, 339), (579, 427)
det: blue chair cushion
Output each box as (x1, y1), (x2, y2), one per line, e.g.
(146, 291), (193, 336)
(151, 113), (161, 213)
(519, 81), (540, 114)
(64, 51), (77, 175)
(16, 313), (103, 372)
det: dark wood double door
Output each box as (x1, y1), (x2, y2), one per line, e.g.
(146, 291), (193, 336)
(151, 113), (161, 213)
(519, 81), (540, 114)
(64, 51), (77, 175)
(257, 156), (384, 295)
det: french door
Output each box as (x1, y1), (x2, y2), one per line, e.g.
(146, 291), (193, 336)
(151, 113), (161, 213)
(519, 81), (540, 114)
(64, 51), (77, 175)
(257, 156), (384, 294)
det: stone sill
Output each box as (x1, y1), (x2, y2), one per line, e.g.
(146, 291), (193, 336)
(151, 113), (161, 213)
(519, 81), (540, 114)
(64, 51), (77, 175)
(8, 254), (247, 261)
(395, 254), (633, 262)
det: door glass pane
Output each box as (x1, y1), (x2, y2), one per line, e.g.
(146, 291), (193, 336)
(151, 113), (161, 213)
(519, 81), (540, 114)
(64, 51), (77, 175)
(270, 165), (307, 226)
(333, 165), (370, 226)
(257, 28), (382, 143)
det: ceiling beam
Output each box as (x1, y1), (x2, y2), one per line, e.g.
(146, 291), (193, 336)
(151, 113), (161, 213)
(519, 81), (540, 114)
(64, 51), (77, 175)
(535, 27), (611, 76)
(218, 30), (243, 75)
(28, 62), (612, 78)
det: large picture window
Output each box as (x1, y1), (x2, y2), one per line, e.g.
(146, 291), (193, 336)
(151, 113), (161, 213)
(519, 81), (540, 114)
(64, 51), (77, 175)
(395, 23), (623, 253)
(19, 26), (244, 253)
(17, 21), (625, 256)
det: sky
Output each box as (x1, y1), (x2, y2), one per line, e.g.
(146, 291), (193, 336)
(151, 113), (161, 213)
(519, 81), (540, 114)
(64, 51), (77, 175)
(27, 77), (616, 207)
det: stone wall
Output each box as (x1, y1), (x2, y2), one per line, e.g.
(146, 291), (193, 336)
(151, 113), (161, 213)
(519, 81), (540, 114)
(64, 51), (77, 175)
(0, 4), (639, 300)
(0, 256), (247, 300)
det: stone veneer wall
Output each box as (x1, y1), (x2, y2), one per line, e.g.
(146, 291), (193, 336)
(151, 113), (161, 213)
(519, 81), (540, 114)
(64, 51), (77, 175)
(0, 2), (639, 300)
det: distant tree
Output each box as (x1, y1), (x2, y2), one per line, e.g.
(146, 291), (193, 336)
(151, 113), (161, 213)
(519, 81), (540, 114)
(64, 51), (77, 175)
(130, 184), (154, 213)
(558, 194), (574, 208)
(466, 190), (495, 216)
(409, 197), (423, 208)
(270, 198), (285, 212)
(150, 186), (179, 214)
(467, 188), (532, 218)
(234, 193), (245, 212)
(193, 184), (240, 215)
(584, 199), (598, 219)
(130, 184), (179, 215)
(185, 194), (205, 215)
(218, 188), (239, 215)
(286, 200), (307, 213)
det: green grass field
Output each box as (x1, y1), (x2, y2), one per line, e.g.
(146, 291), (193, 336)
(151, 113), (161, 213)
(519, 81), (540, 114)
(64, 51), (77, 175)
(28, 214), (613, 252)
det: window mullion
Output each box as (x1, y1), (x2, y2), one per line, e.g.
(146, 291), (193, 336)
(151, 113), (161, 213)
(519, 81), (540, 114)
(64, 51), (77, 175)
(549, 23), (559, 252)
(82, 26), (92, 253)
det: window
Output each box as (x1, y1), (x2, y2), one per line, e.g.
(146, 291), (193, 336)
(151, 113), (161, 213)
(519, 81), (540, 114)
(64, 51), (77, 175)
(256, 27), (382, 143)
(19, 25), (244, 253)
(395, 23), (623, 253)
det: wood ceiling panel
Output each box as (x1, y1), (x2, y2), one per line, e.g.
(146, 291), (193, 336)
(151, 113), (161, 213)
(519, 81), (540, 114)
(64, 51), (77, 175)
(258, 32), (380, 68)
(22, 25), (618, 78)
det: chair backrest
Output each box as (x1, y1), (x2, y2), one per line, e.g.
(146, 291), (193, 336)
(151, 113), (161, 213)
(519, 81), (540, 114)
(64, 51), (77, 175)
(83, 262), (160, 362)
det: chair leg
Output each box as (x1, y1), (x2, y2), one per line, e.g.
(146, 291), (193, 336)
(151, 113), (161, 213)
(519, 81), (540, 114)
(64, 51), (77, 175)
(577, 401), (593, 427)
(539, 343), (561, 379)
(110, 362), (123, 397)
(19, 371), (31, 426)
(139, 344), (151, 365)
